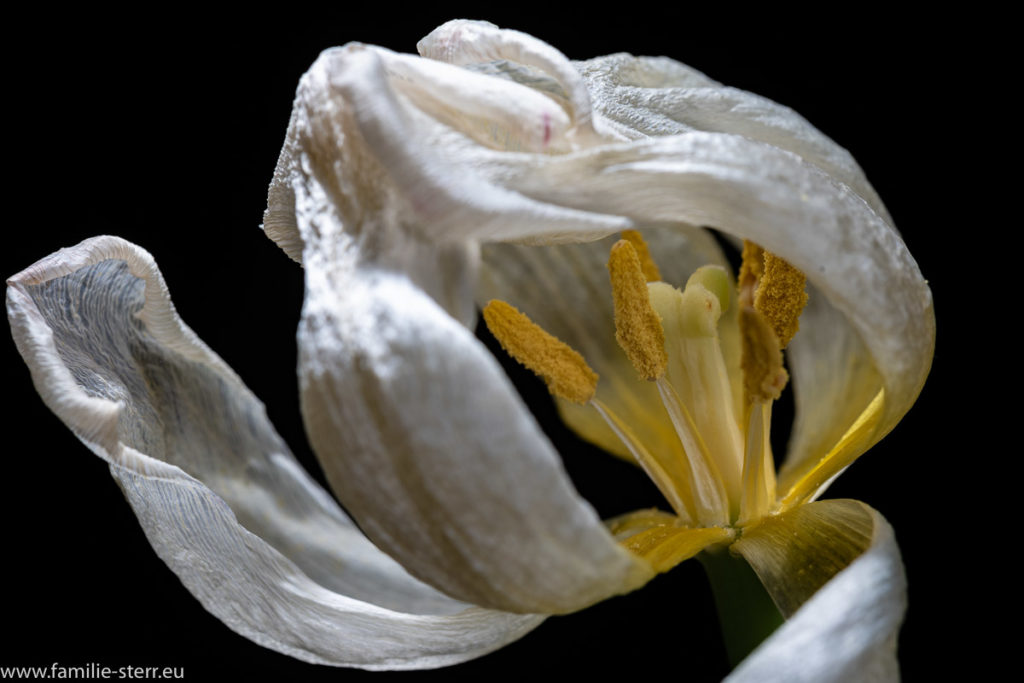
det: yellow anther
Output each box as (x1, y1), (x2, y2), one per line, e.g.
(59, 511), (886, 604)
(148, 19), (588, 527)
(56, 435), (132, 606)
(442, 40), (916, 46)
(620, 230), (662, 282)
(740, 307), (789, 402)
(738, 240), (764, 306)
(755, 251), (808, 349)
(482, 299), (598, 404)
(737, 239), (807, 402)
(608, 240), (669, 381)
(738, 240), (808, 350)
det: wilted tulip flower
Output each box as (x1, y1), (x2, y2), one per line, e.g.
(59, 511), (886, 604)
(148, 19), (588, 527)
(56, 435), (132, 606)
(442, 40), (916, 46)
(8, 19), (933, 681)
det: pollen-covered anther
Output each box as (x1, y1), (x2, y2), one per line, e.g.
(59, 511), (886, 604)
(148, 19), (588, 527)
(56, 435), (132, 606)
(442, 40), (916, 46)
(755, 252), (808, 349)
(741, 307), (789, 403)
(482, 299), (598, 404)
(620, 230), (662, 282)
(738, 240), (808, 350)
(738, 240), (764, 304)
(607, 240), (669, 381)
(737, 240), (808, 402)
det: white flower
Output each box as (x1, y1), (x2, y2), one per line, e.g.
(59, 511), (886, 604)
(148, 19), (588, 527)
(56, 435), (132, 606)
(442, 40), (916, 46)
(7, 20), (932, 679)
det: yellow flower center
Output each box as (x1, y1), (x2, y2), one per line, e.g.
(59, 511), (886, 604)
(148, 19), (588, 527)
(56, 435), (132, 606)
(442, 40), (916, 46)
(483, 232), (812, 571)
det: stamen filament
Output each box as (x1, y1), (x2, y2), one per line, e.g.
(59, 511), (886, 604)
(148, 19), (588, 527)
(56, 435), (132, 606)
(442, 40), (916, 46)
(591, 398), (694, 522)
(655, 377), (730, 526)
(738, 400), (777, 526)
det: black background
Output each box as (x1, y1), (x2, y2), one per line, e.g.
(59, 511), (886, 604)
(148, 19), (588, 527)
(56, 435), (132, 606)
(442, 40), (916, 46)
(5, 6), (963, 681)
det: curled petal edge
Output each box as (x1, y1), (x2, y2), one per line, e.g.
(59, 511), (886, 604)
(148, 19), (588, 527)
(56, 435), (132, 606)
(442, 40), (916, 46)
(6, 236), (545, 669)
(495, 134), (934, 450)
(728, 502), (905, 683)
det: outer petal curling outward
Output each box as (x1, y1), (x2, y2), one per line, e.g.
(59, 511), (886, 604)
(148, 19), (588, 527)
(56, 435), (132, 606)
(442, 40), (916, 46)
(733, 499), (877, 618)
(573, 51), (892, 224)
(422, 20), (891, 222)
(296, 232), (652, 615)
(265, 42), (654, 615)
(262, 42), (631, 270)
(6, 236), (544, 670)
(492, 135), (933, 445)
(727, 505), (905, 683)
(417, 20), (600, 140)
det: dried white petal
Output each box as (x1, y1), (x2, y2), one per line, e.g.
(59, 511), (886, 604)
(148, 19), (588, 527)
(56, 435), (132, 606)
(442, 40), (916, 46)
(298, 236), (653, 614)
(7, 236), (544, 669)
(492, 134), (933, 439)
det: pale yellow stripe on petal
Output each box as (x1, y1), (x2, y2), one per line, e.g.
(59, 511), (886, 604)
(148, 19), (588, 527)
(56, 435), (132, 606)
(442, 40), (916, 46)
(732, 499), (875, 617)
(556, 365), (701, 524)
(592, 399), (695, 522)
(606, 508), (680, 541)
(777, 389), (885, 510)
(621, 524), (734, 574)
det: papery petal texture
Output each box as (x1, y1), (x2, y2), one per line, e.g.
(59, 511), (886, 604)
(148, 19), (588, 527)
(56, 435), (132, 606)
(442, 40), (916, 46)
(491, 135), (933, 440)
(6, 236), (544, 669)
(263, 22), (931, 619)
(417, 20), (600, 139)
(262, 42), (631, 276)
(273, 24), (932, 451)
(296, 231), (652, 615)
(264, 40), (656, 616)
(576, 51), (892, 223)
(733, 499), (877, 618)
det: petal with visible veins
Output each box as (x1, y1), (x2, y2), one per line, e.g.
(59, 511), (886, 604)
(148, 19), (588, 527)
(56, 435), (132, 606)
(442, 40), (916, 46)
(6, 236), (545, 669)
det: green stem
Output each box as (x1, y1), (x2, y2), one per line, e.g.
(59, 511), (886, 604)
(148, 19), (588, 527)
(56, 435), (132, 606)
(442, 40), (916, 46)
(699, 547), (784, 667)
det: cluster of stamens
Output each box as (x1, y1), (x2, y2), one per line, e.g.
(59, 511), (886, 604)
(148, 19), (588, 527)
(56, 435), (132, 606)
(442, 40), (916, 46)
(483, 231), (808, 561)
